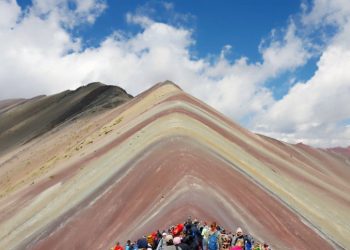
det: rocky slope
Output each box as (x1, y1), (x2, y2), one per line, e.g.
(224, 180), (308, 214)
(0, 82), (132, 154)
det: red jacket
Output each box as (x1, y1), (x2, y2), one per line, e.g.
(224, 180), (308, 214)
(114, 246), (124, 250)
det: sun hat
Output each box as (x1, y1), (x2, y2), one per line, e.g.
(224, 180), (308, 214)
(165, 234), (173, 243)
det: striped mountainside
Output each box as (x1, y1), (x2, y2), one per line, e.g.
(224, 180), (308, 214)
(0, 81), (349, 249)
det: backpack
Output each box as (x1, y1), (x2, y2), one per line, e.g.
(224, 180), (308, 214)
(244, 235), (253, 250)
(208, 232), (219, 250)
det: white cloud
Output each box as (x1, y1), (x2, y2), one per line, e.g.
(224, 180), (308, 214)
(0, 0), (349, 147)
(199, 21), (309, 120)
(253, 0), (350, 147)
(302, 0), (350, 27)
(30, 0), (106, 27)
(126, 13), (154, 27)
(0, 0), (21, 29)
(260, 22), (310, 76)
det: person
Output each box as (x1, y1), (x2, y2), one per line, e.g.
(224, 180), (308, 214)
(126, 240), (132, 250)
(163, 234), (182, 250)
(220, 230), (230, 250)
(232, 228), (251, 250)
(133, 241), (139, 250)
(201, 223), (210, 250)
(252, 242), (261, 250)
(184, 217), (193, 235)
(137, 238), (149, 250)
(208, 222), (221, 250)
(156, 232), (168, 250)
(262, 243), (270, 250)
(154, 231), (162, 249)
(175, 236), (191, 250)
(147, 234), (155, 249)
(227, 232), (232, 247)
(190, 219), (202, 250)
(114, 242), (124, 250)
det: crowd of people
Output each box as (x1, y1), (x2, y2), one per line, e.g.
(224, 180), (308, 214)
(111, 217), (271, 250)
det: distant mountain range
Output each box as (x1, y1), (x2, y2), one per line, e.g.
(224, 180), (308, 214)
(0, 81), (349, 249)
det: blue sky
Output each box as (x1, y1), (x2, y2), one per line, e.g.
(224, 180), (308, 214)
(17, 1), (300, 54)
(1, 0), (350, 147)
(79, 1), (301, 58)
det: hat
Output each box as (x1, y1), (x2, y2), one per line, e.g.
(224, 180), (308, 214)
(236, 227), (243, 234)
(165, 234), (173, 243)
(173, 236), (181, 245)
(162, 232), (167, 236)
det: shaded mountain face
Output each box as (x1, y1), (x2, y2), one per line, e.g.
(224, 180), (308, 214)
(0, 82), (349, 249)
(0, 82), (133, 155)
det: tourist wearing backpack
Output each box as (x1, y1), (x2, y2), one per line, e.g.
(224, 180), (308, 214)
(232, 228), (251, 250)
(208, 222), (221, 250)
(190, 220), (202, 250)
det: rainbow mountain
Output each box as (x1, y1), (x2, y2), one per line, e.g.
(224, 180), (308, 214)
(0, 81), (349, 249)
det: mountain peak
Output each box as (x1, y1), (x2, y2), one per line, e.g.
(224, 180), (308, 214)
(160, 80), (182, 89)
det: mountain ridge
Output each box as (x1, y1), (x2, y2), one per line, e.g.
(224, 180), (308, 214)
(0, 82), (133, 155)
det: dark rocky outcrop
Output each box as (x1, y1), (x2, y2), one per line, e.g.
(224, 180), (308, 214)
(0, 82), (133, 155)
